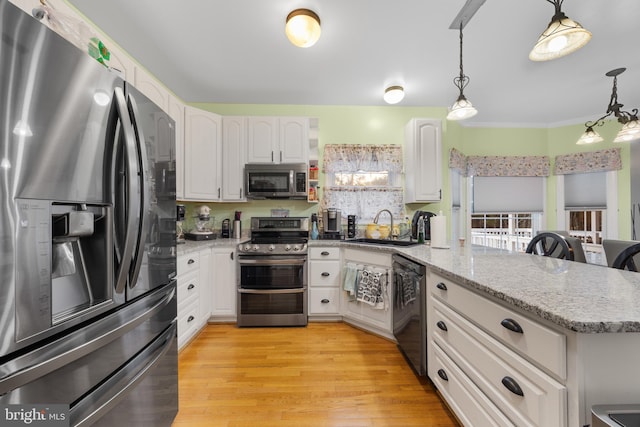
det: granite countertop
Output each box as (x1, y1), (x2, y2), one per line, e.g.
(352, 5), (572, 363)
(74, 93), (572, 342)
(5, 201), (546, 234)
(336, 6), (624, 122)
(312, 239), (640, 334)
(400, 244), (640, 334)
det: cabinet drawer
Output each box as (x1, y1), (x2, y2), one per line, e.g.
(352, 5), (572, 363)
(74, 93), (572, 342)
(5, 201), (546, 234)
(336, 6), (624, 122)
(177, 299), (199, 347)
(309, 288), (340, 314)
(309, 260), (341, 287)
(429, 271), (566, 380)
(431, 343), (515, 427)
(432, 299), (566, 427)
(309, 247), (340, 260)
(177, 270), (199, 305)
(177, 252), (200, 276)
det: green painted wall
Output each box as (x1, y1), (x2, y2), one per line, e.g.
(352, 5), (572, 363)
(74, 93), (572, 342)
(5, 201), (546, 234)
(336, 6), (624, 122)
(180, 103), (632, 239)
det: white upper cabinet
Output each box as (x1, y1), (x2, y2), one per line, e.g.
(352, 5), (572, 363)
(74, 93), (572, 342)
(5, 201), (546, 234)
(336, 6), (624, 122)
(183, 106), (222, 201)
(168, 95), (185, 199)
(134, 67), (169, 113)
(404, 118), (442, 203)
(279, 117), (309, 164)
(221, 116), (247, 201)
(247, 117), (308, 164)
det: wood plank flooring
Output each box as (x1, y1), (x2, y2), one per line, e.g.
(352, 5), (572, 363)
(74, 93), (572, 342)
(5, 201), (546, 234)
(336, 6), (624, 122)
(172, 323), (459, 427)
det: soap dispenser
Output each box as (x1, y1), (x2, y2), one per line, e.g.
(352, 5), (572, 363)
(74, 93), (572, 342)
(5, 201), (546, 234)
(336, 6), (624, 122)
(311, 214), (319, 240)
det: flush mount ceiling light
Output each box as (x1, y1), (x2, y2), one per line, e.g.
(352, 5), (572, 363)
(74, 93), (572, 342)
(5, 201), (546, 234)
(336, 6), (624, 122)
(383, 86), (404, 104)
(447, 23), (477, 121)
(529, 0), (591, 62)
(285, 9), (321, 48)
(576, 68), (640, 145)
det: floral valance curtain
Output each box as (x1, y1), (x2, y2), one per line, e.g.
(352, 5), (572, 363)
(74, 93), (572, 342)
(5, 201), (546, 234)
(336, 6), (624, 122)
(323, 144), (403, 173)
(466, 155), (550, 177)
(554, 147), (622, 175)
(448, 148), (467, 175)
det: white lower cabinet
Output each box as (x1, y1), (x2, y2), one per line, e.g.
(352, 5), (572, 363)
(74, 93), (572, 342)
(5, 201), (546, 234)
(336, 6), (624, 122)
(176, 248), (212, 350)
(340, 248), (393, 339)
(210, 248), (237, 321)
(308, 247), (341, 319)
(427, 270), (567, 427)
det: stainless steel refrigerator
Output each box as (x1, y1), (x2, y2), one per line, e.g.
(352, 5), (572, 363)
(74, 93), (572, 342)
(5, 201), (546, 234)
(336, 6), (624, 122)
(0, 1), (178, 425)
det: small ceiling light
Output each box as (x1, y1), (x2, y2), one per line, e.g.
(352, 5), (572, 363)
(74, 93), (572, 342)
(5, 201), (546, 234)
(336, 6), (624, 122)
(577, 68), (640, 145)
(383, 86), (404, 104)
(529, 0), (591, 62)
(285, 9), (321, 48)
(447, 23), (477, 121)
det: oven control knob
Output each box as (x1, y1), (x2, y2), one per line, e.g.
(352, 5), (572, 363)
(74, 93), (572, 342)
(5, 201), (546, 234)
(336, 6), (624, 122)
(285, 244), (292, 251)
(243, 244), (251, 251)
(268, 244), (275, 251)
(292, 245), (300, 251)
(253, 245), (260, 251)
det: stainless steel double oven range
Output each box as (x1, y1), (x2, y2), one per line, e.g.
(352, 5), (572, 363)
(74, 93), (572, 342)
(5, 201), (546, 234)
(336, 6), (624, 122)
(237, 217), (309, 327)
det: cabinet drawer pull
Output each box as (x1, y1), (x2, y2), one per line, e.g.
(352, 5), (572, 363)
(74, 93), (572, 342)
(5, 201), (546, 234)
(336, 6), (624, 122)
(436, 321), (448, 332)
(187, 315), (195, 323)
(437, 369), (448, 382)
(321, 272), (330, 277)
(501, 376), (524, 396)
(187, 259), (195, 265)
(436, 282), (447, 291)
(501, 318), (524, 334)
(321, 251), (330, 256)
(187, 284), (195, 290)
(321, 299), (330, 304)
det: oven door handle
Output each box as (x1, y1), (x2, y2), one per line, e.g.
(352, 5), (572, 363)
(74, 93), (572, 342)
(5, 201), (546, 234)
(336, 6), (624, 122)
(238, 288), (306, 294)
(238, 258), (306, 265)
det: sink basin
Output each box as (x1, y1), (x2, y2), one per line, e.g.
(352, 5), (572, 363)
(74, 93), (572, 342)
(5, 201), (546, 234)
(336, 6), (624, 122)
(346, 238), (421, 247)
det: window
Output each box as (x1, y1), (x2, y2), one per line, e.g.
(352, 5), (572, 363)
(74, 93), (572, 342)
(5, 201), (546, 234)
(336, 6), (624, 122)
(471, 213), (540, 252)
(322, 145), (404, 223)
(470, 176), (545, 251)
(559, 171), (613, 254)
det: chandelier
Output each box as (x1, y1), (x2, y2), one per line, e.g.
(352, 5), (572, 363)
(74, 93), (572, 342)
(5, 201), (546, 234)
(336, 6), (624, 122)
(576, 68), (640, 145)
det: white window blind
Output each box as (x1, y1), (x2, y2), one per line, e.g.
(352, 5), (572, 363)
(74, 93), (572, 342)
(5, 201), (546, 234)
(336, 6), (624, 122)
(451, 170), (461, 208)
(564, 171), (607, 209)
(472, 176), (544, 213)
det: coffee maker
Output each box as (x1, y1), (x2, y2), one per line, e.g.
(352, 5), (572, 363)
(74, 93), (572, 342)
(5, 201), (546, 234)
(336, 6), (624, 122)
(411, 211), (436, 240)
(322, 208), (342, 239)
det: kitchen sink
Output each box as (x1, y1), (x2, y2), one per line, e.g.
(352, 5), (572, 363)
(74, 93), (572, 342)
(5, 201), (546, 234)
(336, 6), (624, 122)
(346, 238), (421, 247)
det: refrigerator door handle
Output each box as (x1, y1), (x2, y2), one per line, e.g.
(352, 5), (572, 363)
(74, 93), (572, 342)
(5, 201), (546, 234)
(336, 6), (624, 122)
(108, 87), (139, 294)
(0, 284), (176, 394)
(125, 93), (151, 289)
(72, 321), (177, 427)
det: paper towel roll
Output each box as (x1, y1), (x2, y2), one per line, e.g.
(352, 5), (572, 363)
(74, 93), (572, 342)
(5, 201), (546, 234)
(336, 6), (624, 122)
(430, 215), (448, 248)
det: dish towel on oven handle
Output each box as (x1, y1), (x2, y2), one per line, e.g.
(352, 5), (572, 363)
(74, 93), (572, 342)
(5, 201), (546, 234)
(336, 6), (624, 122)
(355, 266), (389, 310)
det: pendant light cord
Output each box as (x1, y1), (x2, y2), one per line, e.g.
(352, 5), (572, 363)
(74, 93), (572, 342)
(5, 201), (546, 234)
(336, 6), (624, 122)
(453, 23), (470, 96)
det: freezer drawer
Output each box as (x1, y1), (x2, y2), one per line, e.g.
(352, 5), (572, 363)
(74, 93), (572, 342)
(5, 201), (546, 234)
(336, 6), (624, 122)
(0, 284), (177, 426)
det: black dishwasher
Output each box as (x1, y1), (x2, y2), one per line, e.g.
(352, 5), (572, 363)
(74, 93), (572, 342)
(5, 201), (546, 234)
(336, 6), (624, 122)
(392, 254), (427, 376)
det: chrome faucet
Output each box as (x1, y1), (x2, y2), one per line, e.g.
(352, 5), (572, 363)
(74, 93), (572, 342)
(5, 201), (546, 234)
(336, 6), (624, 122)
(373, 209), (394, 240)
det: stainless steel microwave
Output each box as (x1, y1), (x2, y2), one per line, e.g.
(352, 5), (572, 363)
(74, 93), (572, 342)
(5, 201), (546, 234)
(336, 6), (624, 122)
(245, 163), (308, 199)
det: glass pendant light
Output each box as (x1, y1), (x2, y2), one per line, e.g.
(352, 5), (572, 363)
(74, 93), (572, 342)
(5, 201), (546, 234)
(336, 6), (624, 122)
(447, 23), (477, 121)
(576, 126), (604, 145)
(613, 120), (640, 143)
(529, 0), (591, 62)
(285, 9), (321, 48)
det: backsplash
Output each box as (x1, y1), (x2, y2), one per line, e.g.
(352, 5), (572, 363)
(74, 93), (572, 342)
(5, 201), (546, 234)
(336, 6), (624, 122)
(178, 200), (318, 238)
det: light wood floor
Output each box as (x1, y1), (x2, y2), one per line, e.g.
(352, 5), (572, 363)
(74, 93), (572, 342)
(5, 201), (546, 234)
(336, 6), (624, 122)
(172, 322), (459, 427)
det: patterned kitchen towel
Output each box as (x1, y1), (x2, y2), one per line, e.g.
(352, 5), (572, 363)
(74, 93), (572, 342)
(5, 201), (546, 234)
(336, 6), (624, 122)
(356, 267), (388, 309)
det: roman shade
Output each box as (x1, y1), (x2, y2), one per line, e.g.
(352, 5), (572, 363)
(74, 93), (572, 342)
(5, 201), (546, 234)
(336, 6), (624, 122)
(473, 176), (545, 213)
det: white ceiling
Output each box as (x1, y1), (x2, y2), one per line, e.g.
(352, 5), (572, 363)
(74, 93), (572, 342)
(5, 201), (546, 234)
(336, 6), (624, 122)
(65, 0), (640, 128)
